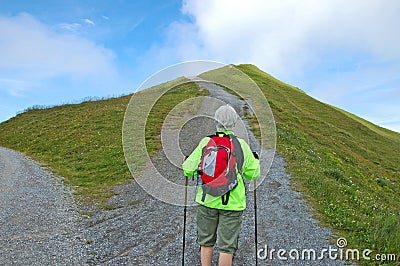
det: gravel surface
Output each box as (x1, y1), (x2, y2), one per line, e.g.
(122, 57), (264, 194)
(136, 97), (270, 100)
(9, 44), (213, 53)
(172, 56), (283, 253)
(0, 147), (86, 265)
(0, 78), (353, 265)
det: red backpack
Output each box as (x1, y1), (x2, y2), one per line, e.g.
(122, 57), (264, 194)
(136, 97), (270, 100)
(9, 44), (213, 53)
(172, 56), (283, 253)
(198, 132), (244, 205)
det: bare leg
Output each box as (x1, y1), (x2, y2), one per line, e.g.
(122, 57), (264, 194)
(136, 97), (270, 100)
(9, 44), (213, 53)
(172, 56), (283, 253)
(218, 252), (233, 266)
(201, 246), (213, 266)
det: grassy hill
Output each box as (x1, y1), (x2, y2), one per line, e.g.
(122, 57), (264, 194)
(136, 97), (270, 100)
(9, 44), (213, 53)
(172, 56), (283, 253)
(236, 64), (400, 263)
(0, 95), (132, 204)
(0, 80), (206, 204)
(0, 65), (399, 264)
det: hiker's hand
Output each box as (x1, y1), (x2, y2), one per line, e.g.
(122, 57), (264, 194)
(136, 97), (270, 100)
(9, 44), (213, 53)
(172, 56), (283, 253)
(252, 151), (259, 160)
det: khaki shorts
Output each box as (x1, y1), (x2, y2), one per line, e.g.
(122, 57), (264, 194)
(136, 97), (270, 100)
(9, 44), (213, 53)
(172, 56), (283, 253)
(196, 204), (243, 254)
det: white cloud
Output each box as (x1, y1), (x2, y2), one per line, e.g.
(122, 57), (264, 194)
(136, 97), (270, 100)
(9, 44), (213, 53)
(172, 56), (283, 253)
(82, 18), (95, 26)
(0, 13), (118, 97)
(147, 0), (400, 131)
(177, 0), (400, 77)
(58, 22), (82, 32)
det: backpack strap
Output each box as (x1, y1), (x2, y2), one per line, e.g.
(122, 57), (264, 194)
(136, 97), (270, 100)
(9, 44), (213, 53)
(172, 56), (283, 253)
(201, 190), (207, 202)
(208, 133), (218, 138)
(230, 135), (244, 175)
(221, 191), (230, 205)
(201, 190), (230, 205)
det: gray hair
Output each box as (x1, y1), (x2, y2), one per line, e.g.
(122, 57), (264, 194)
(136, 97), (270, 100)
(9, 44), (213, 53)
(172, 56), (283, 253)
(215, 104), (238, 131)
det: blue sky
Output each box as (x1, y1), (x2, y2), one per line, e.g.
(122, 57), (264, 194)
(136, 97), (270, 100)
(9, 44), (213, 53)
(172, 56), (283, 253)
(0, 0), (399, 132)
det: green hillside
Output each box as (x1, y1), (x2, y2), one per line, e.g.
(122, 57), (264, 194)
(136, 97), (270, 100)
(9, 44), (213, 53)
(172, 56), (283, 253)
(0, 80), (206, 204)
(236, 64), (400, 263)
(0, 64), (399, 264)
(0, 95), (132, 204)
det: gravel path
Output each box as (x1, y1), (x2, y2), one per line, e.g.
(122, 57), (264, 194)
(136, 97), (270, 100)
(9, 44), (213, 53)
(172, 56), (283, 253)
(0, 78), (353, 265)
(0, 147), (86, 265)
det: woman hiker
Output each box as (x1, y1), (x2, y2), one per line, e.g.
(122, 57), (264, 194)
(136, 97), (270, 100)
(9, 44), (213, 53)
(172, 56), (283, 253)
(182, 104), (260, 266)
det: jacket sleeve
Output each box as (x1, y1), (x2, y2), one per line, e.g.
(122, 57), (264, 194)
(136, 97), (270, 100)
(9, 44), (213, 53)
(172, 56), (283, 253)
(239, 139), (260, 180)
(182, 137), (210, 178)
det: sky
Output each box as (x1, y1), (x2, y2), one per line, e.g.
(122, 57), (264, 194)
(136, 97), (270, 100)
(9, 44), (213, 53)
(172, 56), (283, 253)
(0, 0), (399, 132)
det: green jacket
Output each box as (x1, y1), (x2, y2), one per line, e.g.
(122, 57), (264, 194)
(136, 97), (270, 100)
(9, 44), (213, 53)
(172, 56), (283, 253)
(182, 130), (260, 211)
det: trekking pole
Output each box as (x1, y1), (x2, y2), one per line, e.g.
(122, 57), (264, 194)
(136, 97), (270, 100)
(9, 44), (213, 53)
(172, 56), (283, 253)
(254, 178), (258, 266)
(252, 151), (259, 266)
(182, 158), (189, 266)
